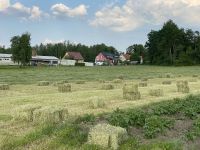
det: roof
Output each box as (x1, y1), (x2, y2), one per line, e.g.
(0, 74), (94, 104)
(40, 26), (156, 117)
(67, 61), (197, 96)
(64, 52), (84, 60)
(100, 52), (116, 60)
(31, 56), (59, 61)
(122, 54), (131, 60)
(0, 53), (12, 58)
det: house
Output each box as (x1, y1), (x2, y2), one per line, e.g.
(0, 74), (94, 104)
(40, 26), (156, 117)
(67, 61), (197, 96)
(0, 53), (16, 65)
(63, 52), (84, 63)
(120, 54), (131, 62)
(95, 52), (119, 65)
(31, 56), (59, 66)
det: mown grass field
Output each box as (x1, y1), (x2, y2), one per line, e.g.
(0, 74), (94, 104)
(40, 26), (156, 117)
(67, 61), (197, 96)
(0, 65), (200, 150)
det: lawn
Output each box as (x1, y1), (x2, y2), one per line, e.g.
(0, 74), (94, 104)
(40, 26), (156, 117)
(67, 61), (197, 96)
(0, 65), (200, 149)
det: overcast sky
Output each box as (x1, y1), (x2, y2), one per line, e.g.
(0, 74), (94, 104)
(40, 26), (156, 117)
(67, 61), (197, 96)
(0, 0), (200, 51)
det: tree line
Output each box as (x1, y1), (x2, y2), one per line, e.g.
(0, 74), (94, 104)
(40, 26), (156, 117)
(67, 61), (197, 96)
(1, 20), (200, 66)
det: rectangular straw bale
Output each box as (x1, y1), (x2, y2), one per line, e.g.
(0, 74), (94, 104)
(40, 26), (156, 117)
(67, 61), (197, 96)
(88, 96), (106, 109)
(176, 81), (189, 93)
(123, 84), (141, 100)
(139, 82), (148, 87)
(0, 84), (9, 90)
(149, 89), (164, 97)
(102, 84), (114, 90)
(38, 81), (50, 86)
(162, 80), (172, 85)
(58, 84), (71, 93)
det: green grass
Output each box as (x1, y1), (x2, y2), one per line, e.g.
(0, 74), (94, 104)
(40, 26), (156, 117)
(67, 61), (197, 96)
(1, 65), (200, 84)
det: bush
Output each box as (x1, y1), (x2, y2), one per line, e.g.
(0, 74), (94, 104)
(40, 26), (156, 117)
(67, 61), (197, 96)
(75, 63), (85, 66)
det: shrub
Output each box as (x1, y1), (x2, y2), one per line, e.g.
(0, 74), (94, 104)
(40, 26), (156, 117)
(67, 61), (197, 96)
(149, 89), (164, 97)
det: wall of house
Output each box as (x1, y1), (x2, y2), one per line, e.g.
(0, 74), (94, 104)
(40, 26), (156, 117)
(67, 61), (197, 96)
(95, 53), (107, 62)
(0, 57), (17, 65)
(61, 59), (76, 66)
(84, 62), (94, 67)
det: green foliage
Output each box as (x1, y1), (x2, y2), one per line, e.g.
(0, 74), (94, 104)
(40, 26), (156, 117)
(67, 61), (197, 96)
(75, 114), (96, 124)
(119, 137), (139, 150)
(144, 115), (174, 138)
(186, 118), (200, 141)
(81, 144), (105, 150)
(10, 33), (32, 66)
(75, 62), (85, 66)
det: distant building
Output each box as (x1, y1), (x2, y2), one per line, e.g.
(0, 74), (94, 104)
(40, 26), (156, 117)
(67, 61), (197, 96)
(95, 52), (119, 65)
(0, 53), (16, 65)
(119, 54), (131, 62)
(63, 52), (84, 63)
(31, 56), (59, 66)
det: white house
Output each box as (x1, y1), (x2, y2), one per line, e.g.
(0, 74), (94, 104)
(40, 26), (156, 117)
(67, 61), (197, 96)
(0, 53), (17, 65)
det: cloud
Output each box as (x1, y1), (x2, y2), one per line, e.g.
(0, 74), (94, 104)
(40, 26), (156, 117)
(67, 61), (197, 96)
(51, 3), (87, 18)
(42, 38), (65, 45)
(0, 1), (48, 21)
(90, 0), (200, 32)
(0, 0), (9, 10)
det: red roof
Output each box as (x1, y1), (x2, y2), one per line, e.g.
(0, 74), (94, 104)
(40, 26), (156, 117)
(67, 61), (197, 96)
(64, 52), (84, 60)
(123, 54), (130, 60)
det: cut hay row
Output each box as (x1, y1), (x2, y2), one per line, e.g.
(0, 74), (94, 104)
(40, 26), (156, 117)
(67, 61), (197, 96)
(102, 84), (114, 90)
(53, 80), (69, 86)
(88, 96), (106, 109)
(37, 81), (50, 86)
(113, 79), (123, 83)
(123, 84), (141, 100)
(177, 81), (190, 93)
(75, 80), (85, 84)
(0, 84), (9, 90)
(162, 80), (172, 85)
(88, 123), (127, 150)
(149, 89), (164, 97)
(58, 84), (71, 93)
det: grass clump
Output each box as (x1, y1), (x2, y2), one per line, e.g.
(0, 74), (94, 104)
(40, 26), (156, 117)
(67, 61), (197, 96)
(186, 118), (200, 141)
(139, 82), (148, 87)
(102, 84), (114, 90)
(162, 80), (172, 85)
(88, 123), (128, 150)
(176, 80), (190, 93)
(88, 96), (106, 109)
(58, 84), (71, 93)
(0, 84), (9, 90)
(37, 81), (50, 86)
(123, 84), (141, 100)
(149, 89), (164, 97)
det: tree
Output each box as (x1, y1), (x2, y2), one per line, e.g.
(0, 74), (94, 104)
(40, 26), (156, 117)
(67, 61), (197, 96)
(10, 33), (32, 66)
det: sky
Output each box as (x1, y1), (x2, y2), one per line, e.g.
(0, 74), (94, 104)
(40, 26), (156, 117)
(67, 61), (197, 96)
(0, 0), (200, 51)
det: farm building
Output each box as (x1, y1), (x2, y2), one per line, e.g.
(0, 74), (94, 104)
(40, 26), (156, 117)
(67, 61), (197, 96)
(95, 52), (119, 65)
(0, 53), (17, 65)
(31, 56), (59, 66)
(119, 54), (131, 62)
(62, 52), (84, 63)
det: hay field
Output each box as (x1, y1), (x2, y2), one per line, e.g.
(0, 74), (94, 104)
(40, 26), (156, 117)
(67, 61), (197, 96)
(0, 66), (200, 149)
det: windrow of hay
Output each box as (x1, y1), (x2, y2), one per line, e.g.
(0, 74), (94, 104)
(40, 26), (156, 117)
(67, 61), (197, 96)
(123, 84), (141, 100)
(102, 84), (114, 90)
(58, 84), (71, 93)
(53, 80), (69, 86)
(149, 89), (164, 97)
(33, 106), (68, 123)
(0, 84), (9, 90)
(88, 123), (128, 150)
(188, 79), (198, 82)
(177, 81), (190, 93)
(37, 81), (50, 86)
(162, 80), (172, 85)
(13, 105), (41, 122)
(88, 96), (106, 109)
(113, 79), (123, 84)
(139, 82), (148, 87)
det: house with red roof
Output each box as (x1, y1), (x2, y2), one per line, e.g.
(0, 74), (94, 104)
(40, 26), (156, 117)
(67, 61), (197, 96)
(63, 52), (84, 63)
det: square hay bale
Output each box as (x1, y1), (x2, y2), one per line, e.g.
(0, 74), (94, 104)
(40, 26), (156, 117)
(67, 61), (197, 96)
(123, 84), (141, 100)
(33, 107), (68, 123)
(99, 80), (105, 83)
(162, 80), (172, 85)
(75, 80), (85, 84)
(113, 79), (123, 84)
(88, 96), (106, 109)
(165, 73), (173, 78)
(13, 105), (41, 122)
(193, 74), (198, 77)
(149, 89), (164, 97)
(117, 75), (124, 80)
(58, 84), (71, 93)
(53, 80), (69, 86)
(102, 84), (114, 90)
(139, 82), (148, 87)
(141, 78), (148, 82)
(38, 81), (50, 86)
(0, 84), (9, 90)
(88, 123), (127, 150)
(176, 81), (190, 93)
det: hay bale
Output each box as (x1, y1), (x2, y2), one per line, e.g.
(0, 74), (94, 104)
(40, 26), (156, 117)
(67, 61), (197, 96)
(165, 73), (173, 78)
(139, 82), (148, 87)
(162, 80), (172, 85)
(176, 81), (190, 93)
(38, 81), (50, 86)
(102, 84), (114, 90)
(88, 96), (106, 109)
(14, 105), (41, 122)
(99, 80), (105, 83)
(33, 106), (68, 123)
(88, 123), (127, 150)
(0, 84), (9, 90)
(123, 84), (141, 100)
(54, 80), (69, 86)
(75, 80), (85, 84)
(113, 79), (123, 84)
(141, 78), (148, 82)
(149, 89), (164, 97)
(193, 74), (198, 77)
(58, 84), (71, 93)
(117, 75), (124, 80)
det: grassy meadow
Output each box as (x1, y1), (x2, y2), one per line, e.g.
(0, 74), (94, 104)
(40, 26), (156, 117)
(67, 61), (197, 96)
(1, 65), (200, 149)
